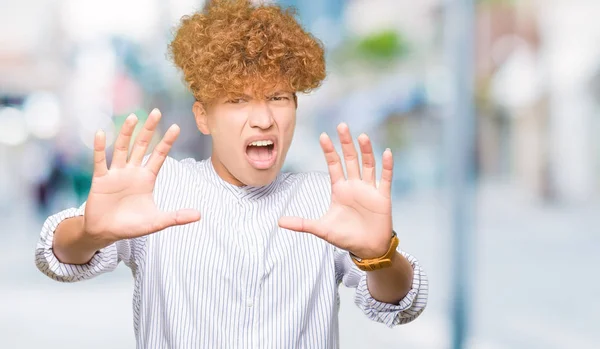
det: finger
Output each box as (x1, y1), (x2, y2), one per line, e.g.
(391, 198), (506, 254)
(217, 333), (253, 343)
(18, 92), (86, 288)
(111, 113), (138, 169)
(148, 209), (201, 235)
(378, 148), (394, 198)
(319, 133), (345, 185)
(146, 124), (180, 176)
(93, 130), (108, 177)
(358, 133), (376, 186)
(129, 108), (161, 166)
(337, 123), (361, 180)
(278, 216), (326, 240)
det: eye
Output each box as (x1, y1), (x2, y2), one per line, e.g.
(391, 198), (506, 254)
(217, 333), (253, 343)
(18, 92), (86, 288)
(269, 95), (289, 102)
(227, 98), (246, 104)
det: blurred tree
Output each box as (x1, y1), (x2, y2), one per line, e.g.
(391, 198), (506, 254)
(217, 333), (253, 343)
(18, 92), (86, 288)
(355, 30), (408, 61)
(332, 29), (410, 70)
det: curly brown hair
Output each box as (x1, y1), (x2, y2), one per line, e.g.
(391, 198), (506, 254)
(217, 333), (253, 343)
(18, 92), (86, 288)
(169, 0), (326, 104)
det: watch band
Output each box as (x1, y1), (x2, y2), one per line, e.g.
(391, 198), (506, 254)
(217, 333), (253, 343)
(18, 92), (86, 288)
(350, 231), (399, 272)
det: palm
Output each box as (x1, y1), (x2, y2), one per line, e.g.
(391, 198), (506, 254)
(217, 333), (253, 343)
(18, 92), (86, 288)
(322, 180), (392, 254)
(86, 168), (158, 238)
(279, 124), (395, 259)
(84, 110), (200, 244)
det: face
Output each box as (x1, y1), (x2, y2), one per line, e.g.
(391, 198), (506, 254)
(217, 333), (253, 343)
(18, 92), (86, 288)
(193, 88), (297, 187)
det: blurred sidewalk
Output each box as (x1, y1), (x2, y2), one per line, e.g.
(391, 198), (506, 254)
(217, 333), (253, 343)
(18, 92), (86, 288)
(1, 181), (598, 349)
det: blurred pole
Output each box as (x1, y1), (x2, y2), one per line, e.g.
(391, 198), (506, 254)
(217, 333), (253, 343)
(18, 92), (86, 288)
(444, 0), (476, 349)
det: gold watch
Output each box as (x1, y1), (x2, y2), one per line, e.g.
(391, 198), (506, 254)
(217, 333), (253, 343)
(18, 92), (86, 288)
(350, 231), (399, 271)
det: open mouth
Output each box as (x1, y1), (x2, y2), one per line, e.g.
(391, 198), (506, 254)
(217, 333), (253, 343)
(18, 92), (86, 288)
(245, 139), (277, 170)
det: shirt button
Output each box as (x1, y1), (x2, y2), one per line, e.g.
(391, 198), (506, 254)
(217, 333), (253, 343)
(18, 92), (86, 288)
(247, 299), (253, 307)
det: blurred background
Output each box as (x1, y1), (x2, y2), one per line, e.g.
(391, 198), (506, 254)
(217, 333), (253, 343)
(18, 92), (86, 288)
(1, 0), (599, 348)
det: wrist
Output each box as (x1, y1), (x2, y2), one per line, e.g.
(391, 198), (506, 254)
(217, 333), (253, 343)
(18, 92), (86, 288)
(81, 217), (117, 250)
(53, 216), (100, 264)
(350, 231), (399, 272)
(351, 230), (396, 259)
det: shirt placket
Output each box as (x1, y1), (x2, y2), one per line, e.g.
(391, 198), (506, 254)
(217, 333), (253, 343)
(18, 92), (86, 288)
(239, 198), (263, 349)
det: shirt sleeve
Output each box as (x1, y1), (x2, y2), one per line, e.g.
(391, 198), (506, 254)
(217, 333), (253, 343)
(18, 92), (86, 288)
(335, 246), (428, 327)
(34, 202), (132, 283)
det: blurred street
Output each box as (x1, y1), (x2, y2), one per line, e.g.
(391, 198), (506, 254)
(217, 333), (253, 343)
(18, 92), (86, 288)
(2, 180), (598, 349)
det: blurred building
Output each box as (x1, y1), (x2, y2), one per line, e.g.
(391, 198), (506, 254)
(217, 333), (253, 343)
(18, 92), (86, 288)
(475, 0), (600, 203)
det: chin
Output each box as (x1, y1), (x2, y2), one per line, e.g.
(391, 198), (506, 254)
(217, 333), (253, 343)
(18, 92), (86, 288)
(242, 166), (280, 187)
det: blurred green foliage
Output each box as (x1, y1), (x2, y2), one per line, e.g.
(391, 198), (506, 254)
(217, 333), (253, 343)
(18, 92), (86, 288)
(330, 29), (410, 70)
(355, 29), (409, 61)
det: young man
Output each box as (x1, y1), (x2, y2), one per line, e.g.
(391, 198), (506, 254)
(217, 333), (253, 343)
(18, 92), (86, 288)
(35, 0), (428, 348)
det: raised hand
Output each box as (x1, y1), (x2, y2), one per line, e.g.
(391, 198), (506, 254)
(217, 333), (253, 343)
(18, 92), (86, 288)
(83, 109), (201, 247)
(278, 123), (394, 259)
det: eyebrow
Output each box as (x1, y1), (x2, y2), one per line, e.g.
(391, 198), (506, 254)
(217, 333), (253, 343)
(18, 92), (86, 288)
(225, 94), (252, 101)
(227, 91), (291, 100)
(267, 91), (291, 96)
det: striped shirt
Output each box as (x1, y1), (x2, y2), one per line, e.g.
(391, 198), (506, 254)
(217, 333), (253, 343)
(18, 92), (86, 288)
(35, 156), (428, 349)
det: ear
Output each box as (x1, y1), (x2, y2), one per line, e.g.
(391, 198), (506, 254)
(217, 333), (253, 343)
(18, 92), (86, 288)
(193, 101), (210, 135)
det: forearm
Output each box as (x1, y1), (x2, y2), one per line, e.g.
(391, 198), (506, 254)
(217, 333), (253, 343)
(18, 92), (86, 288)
(53, 216), (106, 265)
(366, 251), (414, 304)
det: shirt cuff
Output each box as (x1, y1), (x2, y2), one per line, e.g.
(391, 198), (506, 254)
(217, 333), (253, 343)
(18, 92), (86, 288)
(354, 250), (427, 327)
(35, 206), (120, 282)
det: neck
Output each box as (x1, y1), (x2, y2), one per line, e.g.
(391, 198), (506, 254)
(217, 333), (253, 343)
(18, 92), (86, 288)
(210, 156), (245, 187)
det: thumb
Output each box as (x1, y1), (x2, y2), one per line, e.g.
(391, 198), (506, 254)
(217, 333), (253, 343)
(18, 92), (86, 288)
(278, 216), (325, 239)
(154, 209), (201, 231)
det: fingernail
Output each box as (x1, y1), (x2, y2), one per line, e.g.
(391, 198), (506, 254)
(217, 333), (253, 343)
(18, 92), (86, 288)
(386, 148), (391, 153)
(151, 108), (160, 114)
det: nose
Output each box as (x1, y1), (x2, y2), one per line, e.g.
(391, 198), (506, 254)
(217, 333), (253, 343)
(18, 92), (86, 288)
(248, 102), (274, 130)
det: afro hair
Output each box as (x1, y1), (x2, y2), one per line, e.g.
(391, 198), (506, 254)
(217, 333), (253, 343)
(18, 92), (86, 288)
(169, 0), (327, 104)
